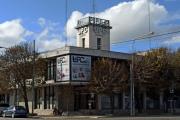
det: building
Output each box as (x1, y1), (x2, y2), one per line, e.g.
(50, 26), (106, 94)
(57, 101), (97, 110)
(27, 17), (131, 115)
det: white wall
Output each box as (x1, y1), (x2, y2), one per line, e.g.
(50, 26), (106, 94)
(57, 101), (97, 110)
(76, 25), (111, 51)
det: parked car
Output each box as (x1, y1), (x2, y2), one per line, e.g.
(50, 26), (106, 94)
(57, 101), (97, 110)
(2, 105), (27, 118)
(0, 103), (9, 115)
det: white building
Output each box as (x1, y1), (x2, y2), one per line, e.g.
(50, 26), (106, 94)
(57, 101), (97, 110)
(2, 17), (170, 115)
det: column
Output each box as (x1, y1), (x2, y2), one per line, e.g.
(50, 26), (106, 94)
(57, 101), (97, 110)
(41, 87), (45, 110)
(159, 90), (164, 110)
(122, 91), (126, 110)
(54, 86), (58, 109)
(5, 94), (7, 103)
(143, 90), (147, 111)
(98, 95), (101, 110)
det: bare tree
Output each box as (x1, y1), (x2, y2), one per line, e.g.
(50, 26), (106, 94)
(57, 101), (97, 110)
(0, 42), (46, 113)
(0, 67), (11, 93)
(89, 58), (129, 113)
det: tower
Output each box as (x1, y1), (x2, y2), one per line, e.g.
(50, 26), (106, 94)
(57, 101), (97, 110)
(75, 17), (112, 51)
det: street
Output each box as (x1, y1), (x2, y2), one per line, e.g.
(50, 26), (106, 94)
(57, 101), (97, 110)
(0, 116), (180, 120)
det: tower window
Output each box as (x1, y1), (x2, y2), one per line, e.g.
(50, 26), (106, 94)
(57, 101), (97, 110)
(82, 38), (85, 48)
(97, 38), (101, 50)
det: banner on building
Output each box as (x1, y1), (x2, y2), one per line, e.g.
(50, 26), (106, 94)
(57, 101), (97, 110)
(71, 55), (91, 81)
(56, 56), (70, 81)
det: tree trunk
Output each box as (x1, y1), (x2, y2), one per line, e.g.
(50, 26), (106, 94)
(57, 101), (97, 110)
(22, 86), (29, 113)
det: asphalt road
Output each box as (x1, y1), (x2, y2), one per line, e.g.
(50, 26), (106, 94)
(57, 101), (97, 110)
(0, 116), (180, 120)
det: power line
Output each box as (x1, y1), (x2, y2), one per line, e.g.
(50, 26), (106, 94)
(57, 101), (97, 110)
(111, 29), (180, 45)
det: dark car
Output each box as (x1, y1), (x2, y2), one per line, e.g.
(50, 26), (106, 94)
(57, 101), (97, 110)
(2, 105), (27, 118)
(0, 103), (9, 115)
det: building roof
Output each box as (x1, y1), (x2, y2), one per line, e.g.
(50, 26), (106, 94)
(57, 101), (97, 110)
(39, 46), (132, 60)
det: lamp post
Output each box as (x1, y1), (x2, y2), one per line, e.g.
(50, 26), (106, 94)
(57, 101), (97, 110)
(129, 32), (154, 116)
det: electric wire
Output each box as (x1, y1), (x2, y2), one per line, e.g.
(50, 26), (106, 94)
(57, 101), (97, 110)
(111, 29), (180, 45)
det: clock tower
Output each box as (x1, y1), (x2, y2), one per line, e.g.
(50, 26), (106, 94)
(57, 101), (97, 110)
(75, 17), (112, 51)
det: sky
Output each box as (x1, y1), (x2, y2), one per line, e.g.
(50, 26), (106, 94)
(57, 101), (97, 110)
(0, 0), (180, 53)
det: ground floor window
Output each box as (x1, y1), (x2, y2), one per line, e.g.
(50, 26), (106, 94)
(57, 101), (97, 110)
(0, 94), (5, 103)
(0, 94), (10, 104)
(44, 86), (55, 109)
(35, 88), (41, 109)
(101, 94), (123, 110)
(101, 95), (111, 109)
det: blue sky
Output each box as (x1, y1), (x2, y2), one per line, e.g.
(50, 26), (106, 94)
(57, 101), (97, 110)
(0, 0), (180, 52)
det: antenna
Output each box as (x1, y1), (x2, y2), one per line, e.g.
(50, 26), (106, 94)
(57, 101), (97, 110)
(92, 0), (96, 33)
(92, 0), (95, 17)
(148, 0), (152, 49)
(65, 0), (68, 46)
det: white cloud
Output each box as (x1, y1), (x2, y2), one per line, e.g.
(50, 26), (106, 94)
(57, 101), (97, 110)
(0, 19), (32, 47)
(0, 18), (65, 51)
(38, 17), (46, 27)
(66, 0), (168, 43)
(164, 34), (180, 44)
(35, 25), (65, 51)
(66, 11), (83, 39)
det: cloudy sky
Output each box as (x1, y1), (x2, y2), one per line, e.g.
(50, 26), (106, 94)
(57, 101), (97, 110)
(0, 0), (180, 52)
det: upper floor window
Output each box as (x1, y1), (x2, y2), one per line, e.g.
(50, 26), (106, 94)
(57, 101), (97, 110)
(97, 38), (101, 50)
(82, 38), (85, 48)
(47, 59), (56, 80)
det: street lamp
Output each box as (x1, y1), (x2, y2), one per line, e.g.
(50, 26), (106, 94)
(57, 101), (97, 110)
(130, 32), (155, 116)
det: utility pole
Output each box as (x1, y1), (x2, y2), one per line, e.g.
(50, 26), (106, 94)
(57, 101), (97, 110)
(32, 40), (35, 114)
(130, 40), (135, 116)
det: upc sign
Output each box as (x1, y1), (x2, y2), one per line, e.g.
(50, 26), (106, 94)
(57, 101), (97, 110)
(57, 57), (66, 64)
(72, 56), (88, 63)
(71, 55), (91, 81)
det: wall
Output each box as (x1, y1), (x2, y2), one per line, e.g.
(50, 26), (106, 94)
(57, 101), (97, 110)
(76, 25), (110, 51)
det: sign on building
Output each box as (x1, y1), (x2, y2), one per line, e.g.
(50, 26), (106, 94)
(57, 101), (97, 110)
(56, 56), (70, 81)
(71, 55), (91, 81)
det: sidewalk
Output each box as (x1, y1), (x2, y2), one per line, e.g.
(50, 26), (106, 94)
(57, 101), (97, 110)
(35, 113), (180, 119)
(38, 115), (108, 119)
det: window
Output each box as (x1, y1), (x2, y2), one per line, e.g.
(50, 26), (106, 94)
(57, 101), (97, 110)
(97, 38), (101, 50)
(82, 38), (85, 48)
(34, 88), (41, 109)
(101, 95), (111, 109)
(44, 86), (55, 109)
(47, 59), (56, 80)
